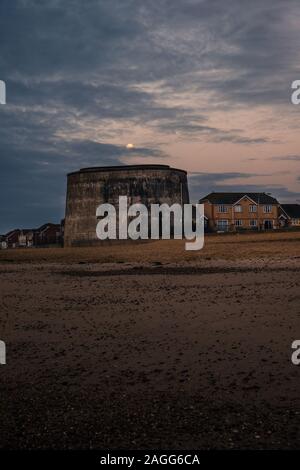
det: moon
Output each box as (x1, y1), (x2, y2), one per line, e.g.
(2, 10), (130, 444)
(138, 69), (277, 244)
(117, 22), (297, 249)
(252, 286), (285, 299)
(126, 143), (134, 149)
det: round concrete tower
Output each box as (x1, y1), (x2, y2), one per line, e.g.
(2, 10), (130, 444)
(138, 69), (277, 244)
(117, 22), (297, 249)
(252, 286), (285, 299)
(64, 164), (189, 247)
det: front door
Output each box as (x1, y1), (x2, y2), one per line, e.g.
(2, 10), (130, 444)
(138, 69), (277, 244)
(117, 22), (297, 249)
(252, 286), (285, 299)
(264, 220), (273, 230)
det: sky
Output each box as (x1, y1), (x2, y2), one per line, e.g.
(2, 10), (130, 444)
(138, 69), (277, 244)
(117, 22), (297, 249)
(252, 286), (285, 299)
(0, 0), (300, 233)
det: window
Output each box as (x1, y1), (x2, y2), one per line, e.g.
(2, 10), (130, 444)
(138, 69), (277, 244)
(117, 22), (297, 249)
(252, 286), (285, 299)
(264, 205), (272, 213)
(249, 205), (257, 212)
(218, 205), (228, 213)
(217, 220), (229, 231)
(235, 220), (243, 226)
(234, 205), (242, 212)
(292, 218), (300, 225)
(249, 220), (257, 227)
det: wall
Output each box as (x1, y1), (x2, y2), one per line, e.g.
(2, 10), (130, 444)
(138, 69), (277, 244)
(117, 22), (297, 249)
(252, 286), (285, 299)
(64, 165), (189, 247)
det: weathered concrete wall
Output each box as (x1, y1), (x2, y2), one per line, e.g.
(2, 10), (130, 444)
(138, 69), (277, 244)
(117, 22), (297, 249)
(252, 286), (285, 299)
(64, 165), (189, 247)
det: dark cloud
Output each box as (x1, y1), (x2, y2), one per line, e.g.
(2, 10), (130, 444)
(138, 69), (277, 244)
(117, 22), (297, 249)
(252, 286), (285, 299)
(149, 0), (300, 106)
(157, 120), (270, 143)
(269, 155), (300, 161)
(188, 172), (261, 202)
(189, 171), (262, 182)
(0, 135), (165, 233)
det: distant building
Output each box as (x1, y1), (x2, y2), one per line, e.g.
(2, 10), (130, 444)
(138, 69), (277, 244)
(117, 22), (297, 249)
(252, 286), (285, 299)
(5, 229), (21, 248)
(34, 223), (62, 246)
(279, 204), (300, 228)
(18, 229), (35, 247)
(199, 192), (280, 232)
(2, 222), (63, 249)
(0, 234), (7, 249)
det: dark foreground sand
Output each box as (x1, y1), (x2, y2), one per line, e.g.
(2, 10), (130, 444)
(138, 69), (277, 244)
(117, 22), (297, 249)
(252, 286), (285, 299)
(0, 254), (300, 449)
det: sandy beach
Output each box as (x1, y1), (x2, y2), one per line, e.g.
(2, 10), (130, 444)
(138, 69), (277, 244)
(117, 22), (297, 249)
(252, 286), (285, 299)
(0, 232), (300, 449)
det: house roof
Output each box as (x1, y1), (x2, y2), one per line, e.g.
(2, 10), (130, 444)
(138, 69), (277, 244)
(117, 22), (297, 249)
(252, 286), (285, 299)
(5, 224), (61, 238)
(280, 204), (300, 218)
(20, 229), (35, 234)
(5, 229), (20, 238)
(199, 192), (279, 205)
(36, 223), (60, 231)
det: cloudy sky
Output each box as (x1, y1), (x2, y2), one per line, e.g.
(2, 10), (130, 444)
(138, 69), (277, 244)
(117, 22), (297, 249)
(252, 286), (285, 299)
(0, 0), (300, 232)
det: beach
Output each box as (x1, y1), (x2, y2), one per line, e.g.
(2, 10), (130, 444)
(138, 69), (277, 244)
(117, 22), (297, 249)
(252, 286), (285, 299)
(0, 232), (300, 449)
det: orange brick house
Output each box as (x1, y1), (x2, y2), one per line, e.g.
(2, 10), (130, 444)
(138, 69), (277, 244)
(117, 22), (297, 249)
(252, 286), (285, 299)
(199, 192), (280, 232)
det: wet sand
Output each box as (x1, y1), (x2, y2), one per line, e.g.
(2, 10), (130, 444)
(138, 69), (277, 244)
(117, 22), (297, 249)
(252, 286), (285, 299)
(0, 249), (300, 449)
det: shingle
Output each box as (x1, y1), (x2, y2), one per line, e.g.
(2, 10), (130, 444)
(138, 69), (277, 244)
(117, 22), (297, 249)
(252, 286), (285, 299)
(199, 192), (279, 205)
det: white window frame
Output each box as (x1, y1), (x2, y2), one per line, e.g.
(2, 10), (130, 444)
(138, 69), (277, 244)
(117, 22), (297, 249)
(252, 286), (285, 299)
(292, 218), (300, 225)
(264, 205), (272, 213)
(234, 205), (242, 213)
(217, 219), (229, 229)
(217, 205), (228, 213)
(249, 219), (257, 227)
(249, 205), (257, 213)
(235, 219), (243, 226)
